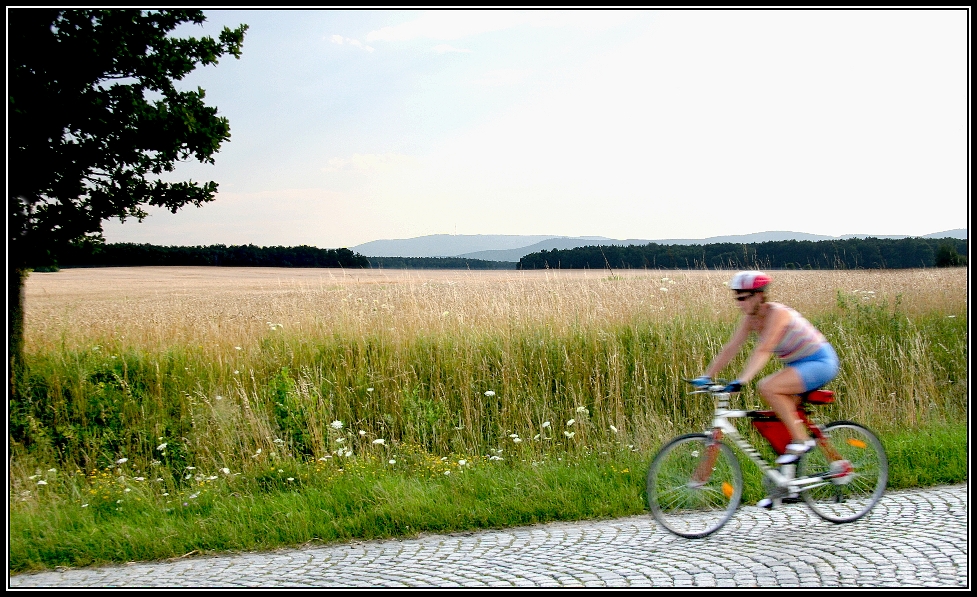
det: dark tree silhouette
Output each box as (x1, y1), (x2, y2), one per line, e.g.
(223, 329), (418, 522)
(8, 9), (247, 398)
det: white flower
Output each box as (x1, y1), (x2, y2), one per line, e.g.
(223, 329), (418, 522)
(330, 420), (343, 430)
(533, 434), (541, 440)
(234, 370), (240, 375)
(484, 390), (495, 397)
(221, 468), (230, 475)
(134, 477), (145, 481)
(359, 430), (366, 436)
(157, 443), (168, 451)
(660, 287), (669, 292)
(48, 468), (56, 473)
(367, 387), (374, 392)
(512, 437), (522, 443)
(37, 480), (48, 486)
(207, 476), (217, 481)
(185, 466), (196, 470)
(124, 488), (131, 492)
(542, 421), (551, 428)
(116, 458), (128, 464)
(234, 346), (242, 350)
(189, 492), (200, 499)
(564, 431), (575, 438)
(82, 504), (89, 508)
(255, 449), (262, 454)
(575, 406), (588, 414)
(509, 433), (519, 438)
(566, 419), (576, 426)
(389, 459), (396, 465)
(215, 395), (223, 401)
(444, 471), (451, 475)
(610, 425), (618, 433)
(335, 437), (346, 444)
(489, 455), (503, 461)
(372, 438), (385, 445)
(458, 460), (467, 466)
(287, 477), (295, 482)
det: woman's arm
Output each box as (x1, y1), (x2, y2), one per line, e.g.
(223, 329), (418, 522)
(703, 317), (751, 379)
(736, 305), (789, 383)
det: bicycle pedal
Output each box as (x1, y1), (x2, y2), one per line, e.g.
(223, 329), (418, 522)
(757, 497), (775, 509)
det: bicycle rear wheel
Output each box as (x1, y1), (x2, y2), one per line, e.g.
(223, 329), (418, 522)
(646, 433), (743, 538)
(798, 421), (888, 523)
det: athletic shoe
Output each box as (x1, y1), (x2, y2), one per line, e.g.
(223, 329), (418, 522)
(775, 439), (817, 465)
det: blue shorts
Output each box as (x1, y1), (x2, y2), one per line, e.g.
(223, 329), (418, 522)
(787, 344), (839, 392)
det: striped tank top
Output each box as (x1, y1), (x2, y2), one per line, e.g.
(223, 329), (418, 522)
(770, 303), (827, 362)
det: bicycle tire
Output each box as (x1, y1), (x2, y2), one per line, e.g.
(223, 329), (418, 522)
(646, 433), (743, 538)
(798, 421), (888, 523)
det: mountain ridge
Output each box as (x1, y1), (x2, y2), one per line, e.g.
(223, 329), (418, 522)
(352, 229), (967, 261)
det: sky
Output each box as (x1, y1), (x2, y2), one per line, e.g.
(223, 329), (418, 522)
(99, 8), (970, 249)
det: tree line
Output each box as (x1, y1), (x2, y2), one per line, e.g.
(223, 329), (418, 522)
(52, 242), (370, 269)
(517, 237), (968, 270)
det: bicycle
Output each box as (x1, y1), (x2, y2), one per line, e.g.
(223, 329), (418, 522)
(645, 379), (888, 538)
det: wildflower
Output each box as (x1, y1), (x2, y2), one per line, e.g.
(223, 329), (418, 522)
(234, 346), (242, 350)
(533, 434), (541, 440)
(116, 458), (128, 464)
(509, 433), (519, 438)
(610, 425), (618, 433)
(542, 421), (551, 428)
(207, 476), (218, 481)
(566, 419), (576, 426)
(124, 488), (131, 493)
(367, 388), (374, 393)
(484, 390), (496, 397)
(48, 468), (56, 473)
(82, 504), (89, 508)
(162, 493), (169, 496)
(373, 438), (386, 445)
(273, 438), (285, 444)
(215, 395), (223, 401)
(489, 455), (503, 461)
(37, 480), (48, 486)
(359, 430), (366, 436)
(564, 431), (575, 438)
(287, 478), (295, 482)
(513, 437), (523, 443)
(189, 493), (200, 500)
(444, 471), (451, 475)
(389, 460), (396, 465)
(186, 466), (196, 470)
(660, 287), (668, 292)
(336, 437), (346, 444)
(221, 468), (230, 475)
(234, 370), (240, 374)
(575, 406), (589, 414)
(134, 477), (145, 481)
(255, 449), (262, 455)
(156, 443), (168, 451)
(330, 420), (343, 430)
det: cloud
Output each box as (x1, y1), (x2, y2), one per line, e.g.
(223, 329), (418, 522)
(471, 69), (533, 87)
(329, 34), (374, 52)
(322, 153), (422, 173)
(431, 44), (473, 54)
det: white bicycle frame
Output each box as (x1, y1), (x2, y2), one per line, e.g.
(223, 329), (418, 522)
(697, 387), (841, 495)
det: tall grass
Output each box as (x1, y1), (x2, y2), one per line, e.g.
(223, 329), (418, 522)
(9, 267), (967, 570)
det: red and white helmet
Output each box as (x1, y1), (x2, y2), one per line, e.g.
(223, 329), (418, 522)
(729, 270), (771, 291)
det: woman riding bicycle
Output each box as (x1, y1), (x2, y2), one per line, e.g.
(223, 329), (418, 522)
(692, 271), (839, 466)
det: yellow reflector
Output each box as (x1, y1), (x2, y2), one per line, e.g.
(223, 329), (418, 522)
(722, 482), (734, 499)
(847, 438), (867, 449)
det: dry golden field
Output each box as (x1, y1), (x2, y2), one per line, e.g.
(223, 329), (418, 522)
(24, 266), (967, 352)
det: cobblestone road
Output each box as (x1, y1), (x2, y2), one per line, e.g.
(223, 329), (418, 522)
(8, 484), (969, 589)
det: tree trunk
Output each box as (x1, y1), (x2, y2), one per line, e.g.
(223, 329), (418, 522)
(8, 267), (26, 402)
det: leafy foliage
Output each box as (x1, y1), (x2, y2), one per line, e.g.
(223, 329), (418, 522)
(8, 9), (248, 269)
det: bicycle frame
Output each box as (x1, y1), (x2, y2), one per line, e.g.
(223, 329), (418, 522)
(697, 389), (845, 494)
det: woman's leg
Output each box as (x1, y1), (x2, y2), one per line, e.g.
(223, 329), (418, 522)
(757, 367), (809, 442)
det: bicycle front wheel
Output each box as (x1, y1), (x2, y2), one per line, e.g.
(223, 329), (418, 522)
(799, 421), (888, 523)
(646, 433), (743, 538)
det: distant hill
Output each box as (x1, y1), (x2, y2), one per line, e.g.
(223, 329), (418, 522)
(353, 229), (967, 261)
